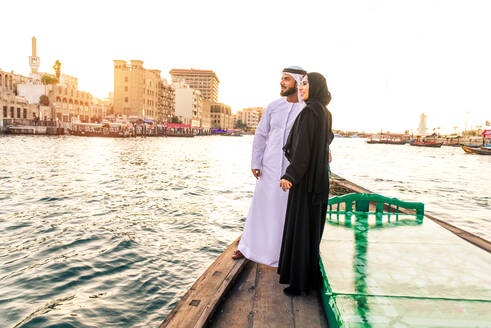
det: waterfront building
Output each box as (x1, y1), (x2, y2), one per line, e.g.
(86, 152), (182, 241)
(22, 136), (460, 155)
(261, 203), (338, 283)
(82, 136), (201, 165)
(201, 100), (212, 133)
(173, 80), (202, 128)
(158, 79), (175, 123)
(0, 69), (40, 125)
(210, 102), (233, 130)
(114, 60), (170, 122)
(169, 69), (219, 102)
(236, 107), (264, 130)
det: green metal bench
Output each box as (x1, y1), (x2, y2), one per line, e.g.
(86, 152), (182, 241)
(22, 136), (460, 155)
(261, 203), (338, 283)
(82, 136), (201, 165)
(327, 193), (424, 224)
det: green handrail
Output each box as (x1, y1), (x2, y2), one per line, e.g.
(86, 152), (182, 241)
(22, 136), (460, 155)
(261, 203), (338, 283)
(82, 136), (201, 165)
(327, 193), (424, 224)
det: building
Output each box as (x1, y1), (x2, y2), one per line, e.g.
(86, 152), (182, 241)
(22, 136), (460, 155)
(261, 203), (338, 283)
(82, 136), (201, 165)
(173, 80), (202, 128)
(201, 100), (212, 132)
(114, 60), (171, 122)
(169, 68), (219, 102)
(158, 79), (175, 123)
(0, 69), (41, 125)
(236, 107), (264, 130)
(210, 102), (233, 130)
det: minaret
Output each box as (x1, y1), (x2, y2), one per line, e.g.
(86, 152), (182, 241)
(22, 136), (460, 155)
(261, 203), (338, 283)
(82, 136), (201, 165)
(417, 113), (427, 136)
(29, 36), (41, 80)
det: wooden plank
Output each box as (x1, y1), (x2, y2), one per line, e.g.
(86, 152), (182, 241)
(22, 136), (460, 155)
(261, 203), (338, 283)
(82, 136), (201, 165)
(252, 264), (294, 328)
(160, 236), (247, 328)
(292, 290), (328, 328)
(209, 261), (258, 328)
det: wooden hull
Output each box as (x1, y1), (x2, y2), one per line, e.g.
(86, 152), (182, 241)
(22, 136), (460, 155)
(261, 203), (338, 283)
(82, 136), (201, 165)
(462, 145), (491, 155)
(367, 140), (407, 145)
(68, 129), (131, 138)
(409, 142), (443, 147)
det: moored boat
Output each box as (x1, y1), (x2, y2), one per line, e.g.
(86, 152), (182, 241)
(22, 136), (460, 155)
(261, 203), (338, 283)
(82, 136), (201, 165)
(409, 141), (443, 147)
(366, 133), (410, 145)
(461, 129), (491, 155)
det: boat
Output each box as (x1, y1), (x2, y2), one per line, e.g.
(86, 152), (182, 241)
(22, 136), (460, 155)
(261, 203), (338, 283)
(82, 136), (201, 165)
(409, 136), (443, 147)
(461, 129), (491, 155)
(160, 175), (491, 327)
(366, 133), (410, 145)
(409, 141), (443, 147)
(68, 122), (133, 137)
(224, 129), (243, 137)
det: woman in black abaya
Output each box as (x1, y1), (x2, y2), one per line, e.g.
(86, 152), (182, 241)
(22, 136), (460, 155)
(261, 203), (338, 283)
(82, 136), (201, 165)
(278, 72), (334, 296)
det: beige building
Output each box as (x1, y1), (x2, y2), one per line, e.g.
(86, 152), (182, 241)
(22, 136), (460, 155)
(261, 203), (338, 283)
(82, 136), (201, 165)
(201, 100), (212, 131)
(158, 79), (175, 123)
(169, 68), (219, 102)
(173, 80), (202, 128)
(236, 107), (265, 130)
(0, 69), (40, 125)
(114, 60), (174, 122)
(210, 102), (233, 130)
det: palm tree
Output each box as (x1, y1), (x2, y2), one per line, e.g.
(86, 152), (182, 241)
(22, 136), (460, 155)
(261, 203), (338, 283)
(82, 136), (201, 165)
(53, 60), (62, 80)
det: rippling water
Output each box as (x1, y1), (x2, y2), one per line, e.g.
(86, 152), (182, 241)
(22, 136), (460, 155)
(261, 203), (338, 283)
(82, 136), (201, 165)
(0, 135), (489, 327)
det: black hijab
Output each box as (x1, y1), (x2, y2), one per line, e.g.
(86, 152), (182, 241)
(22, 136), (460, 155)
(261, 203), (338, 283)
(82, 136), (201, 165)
(282, 72), (334, 204)
(306, 72), (331, 107)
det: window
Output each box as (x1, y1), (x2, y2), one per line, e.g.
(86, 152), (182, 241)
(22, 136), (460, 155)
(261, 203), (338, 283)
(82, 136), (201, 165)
(3, 106), (6, 117)
(17, 108), (21, 118)
(23, 108), (27, 119)
(10, 107), (14, 118)
(125, 86), (128, 92)
(125, 97), (128, 103)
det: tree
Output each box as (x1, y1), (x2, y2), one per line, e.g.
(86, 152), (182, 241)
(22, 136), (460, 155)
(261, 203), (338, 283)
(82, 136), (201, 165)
(53, 60), (62, 79)
(41, 74), (59, 85)
(39, 95), (50, 106)
(170, 115), (182, 124)
(235, 119), (248, 130)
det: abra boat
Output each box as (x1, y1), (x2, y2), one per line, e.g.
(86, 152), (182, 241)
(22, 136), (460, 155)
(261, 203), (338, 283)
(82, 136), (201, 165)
(68, 122), (133, 137)
(409, 141), (444, 147)
(366, 133), (410, 145)
(461, 130), (491, 155)
(160, 175), (491, 328)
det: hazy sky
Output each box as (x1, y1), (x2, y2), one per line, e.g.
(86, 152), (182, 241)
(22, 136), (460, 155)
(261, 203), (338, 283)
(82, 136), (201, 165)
(1, 0), (490, 133)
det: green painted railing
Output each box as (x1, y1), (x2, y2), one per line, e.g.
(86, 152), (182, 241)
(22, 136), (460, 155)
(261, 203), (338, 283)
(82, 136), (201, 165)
(327, 193), (424, 224)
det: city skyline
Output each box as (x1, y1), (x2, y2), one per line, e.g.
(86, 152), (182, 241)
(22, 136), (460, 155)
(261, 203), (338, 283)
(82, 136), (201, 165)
(1, 0), (490, 133)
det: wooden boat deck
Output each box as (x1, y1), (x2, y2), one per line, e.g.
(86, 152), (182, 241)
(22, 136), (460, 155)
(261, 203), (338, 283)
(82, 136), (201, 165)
(160, 237), (328, 328)
(210, 261), (328, 328)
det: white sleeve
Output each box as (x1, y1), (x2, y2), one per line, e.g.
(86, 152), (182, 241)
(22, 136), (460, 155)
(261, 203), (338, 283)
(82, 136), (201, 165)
(251, 105), (272, 169)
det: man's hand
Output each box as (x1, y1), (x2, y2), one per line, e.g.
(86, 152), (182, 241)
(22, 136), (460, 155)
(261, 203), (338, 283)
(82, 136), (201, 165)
(329, 151), (332, 163)
(251, 169), (261, 179)
(280, 179), (292, 191)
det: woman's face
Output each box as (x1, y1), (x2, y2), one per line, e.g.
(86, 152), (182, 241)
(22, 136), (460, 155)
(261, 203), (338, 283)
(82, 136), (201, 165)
(299, 75), (309, 101)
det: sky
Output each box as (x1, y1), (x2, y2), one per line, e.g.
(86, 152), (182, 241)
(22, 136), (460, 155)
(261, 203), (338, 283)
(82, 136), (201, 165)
(1, 0), (490, 133)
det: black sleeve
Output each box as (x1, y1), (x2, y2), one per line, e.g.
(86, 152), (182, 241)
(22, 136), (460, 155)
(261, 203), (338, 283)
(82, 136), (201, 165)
(281, 109), (316, 185)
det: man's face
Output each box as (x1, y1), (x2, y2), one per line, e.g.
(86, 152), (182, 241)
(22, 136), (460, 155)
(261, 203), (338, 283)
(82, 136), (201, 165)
(280, 73), (297, 97)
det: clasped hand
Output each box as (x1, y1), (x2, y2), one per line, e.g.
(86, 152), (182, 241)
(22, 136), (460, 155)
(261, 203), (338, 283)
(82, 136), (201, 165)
(280, 179), (292, 191)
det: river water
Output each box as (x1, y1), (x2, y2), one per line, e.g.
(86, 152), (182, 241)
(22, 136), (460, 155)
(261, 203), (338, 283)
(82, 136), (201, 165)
(0, 135), (489, 327)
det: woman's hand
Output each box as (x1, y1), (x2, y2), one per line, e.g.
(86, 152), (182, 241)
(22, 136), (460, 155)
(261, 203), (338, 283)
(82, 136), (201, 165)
(280, 179), (292, 191)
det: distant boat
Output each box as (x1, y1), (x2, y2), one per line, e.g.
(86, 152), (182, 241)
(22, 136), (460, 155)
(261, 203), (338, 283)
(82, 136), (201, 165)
(410, 141), (443, 147)
(367, 133), (410, 145)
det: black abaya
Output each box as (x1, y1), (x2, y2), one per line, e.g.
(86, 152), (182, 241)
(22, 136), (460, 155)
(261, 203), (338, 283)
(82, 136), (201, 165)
(277, 73), (334, 293)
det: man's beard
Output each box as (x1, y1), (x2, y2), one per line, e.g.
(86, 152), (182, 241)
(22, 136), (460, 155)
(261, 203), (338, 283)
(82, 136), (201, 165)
(280, 86), (297, 97)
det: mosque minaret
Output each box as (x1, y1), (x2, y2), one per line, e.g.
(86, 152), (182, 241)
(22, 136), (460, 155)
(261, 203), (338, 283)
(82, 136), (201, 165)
(29, 36), (40, 80)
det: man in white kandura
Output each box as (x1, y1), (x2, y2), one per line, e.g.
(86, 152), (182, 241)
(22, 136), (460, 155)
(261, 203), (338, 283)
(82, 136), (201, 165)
(232, 66), (307, 266)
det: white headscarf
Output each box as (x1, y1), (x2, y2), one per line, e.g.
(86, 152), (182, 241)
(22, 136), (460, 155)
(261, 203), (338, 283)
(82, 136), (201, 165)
(282, 66), (306, 104)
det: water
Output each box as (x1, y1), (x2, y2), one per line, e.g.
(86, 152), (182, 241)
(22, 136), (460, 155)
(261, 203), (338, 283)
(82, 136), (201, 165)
(0, 135), (489, 327)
